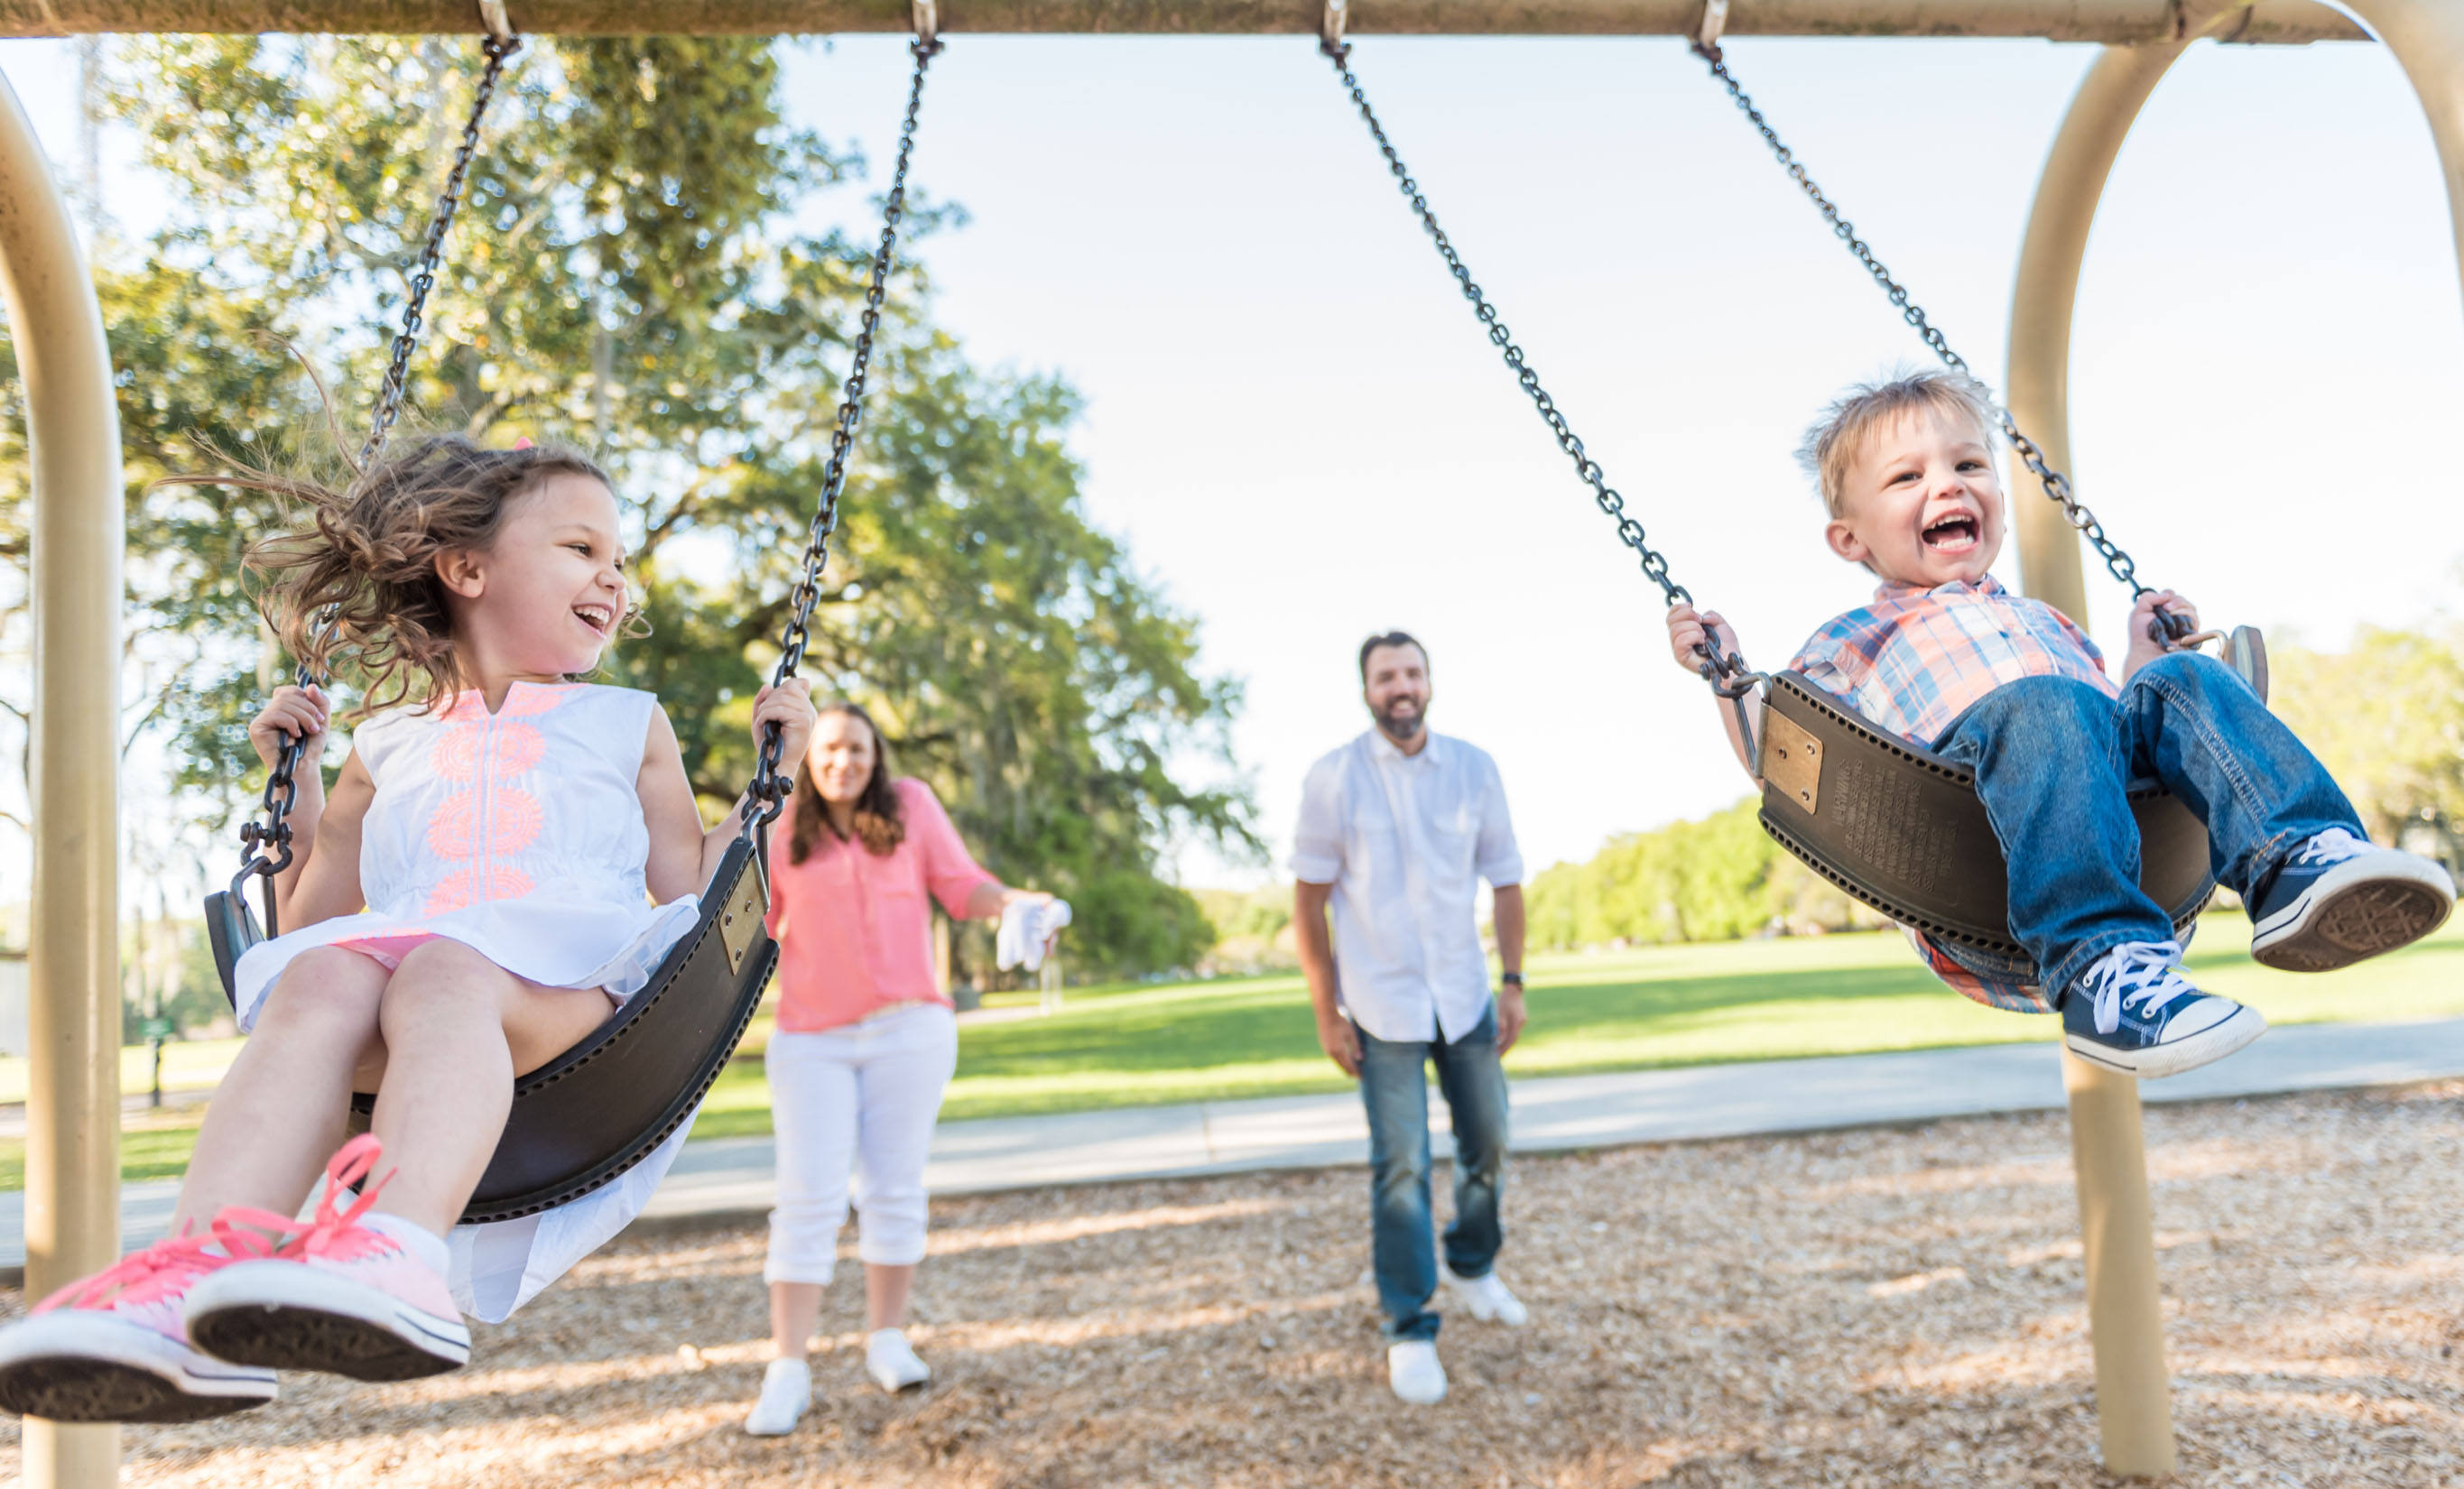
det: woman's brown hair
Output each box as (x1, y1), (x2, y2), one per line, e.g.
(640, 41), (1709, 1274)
(171, 432), (631, 718)
(788, 700), (908, 863)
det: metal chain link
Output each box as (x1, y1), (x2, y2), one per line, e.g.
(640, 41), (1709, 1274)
(231, 31), (523, 929)
(1691, 42), (2167, 608)
(364, 32), (521, 467)
(1320, 40), (1760, 698)
(745, 36), (943, 833)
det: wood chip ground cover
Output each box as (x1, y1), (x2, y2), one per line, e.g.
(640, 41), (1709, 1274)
(5, 1082), (2458, 1486)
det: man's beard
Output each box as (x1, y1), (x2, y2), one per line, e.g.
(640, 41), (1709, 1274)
(1375, 698), (1426, 744)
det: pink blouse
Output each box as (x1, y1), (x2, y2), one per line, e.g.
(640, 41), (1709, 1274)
(764, 777), (1001, 1032)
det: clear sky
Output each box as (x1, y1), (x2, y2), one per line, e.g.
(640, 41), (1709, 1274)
(2, 30), (2459, 900)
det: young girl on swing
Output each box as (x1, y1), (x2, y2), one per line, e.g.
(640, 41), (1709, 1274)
(0, 435), (816, 1424)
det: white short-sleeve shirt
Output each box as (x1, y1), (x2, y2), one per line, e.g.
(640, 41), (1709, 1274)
(1290, 729), (1524, 1043)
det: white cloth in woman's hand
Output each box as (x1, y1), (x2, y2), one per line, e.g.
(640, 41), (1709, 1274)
(995, 897), (1073, 972)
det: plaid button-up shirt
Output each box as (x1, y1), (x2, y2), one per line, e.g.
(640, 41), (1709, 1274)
(1786, 577), (2117, 1013)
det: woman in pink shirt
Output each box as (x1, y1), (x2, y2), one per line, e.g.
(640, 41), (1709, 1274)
(740, 701), (1061, 1437)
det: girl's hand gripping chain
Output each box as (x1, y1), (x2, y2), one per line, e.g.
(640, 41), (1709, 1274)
(749, 679), (819, 772)
(247, 685), (333, 771)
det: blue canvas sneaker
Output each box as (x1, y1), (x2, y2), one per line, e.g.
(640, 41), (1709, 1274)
(2249, 828), (2455, 973)
(2060, 940), (2265, 1079)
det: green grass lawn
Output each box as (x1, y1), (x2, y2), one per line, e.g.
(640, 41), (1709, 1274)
(8, 911), (2461, 1187)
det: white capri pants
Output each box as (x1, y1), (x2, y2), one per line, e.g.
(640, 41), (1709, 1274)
(764, 1001), (959, 1286)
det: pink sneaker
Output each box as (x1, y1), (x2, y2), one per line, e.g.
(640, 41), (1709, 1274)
(0, 1226), (280, 1422)
(182, 1135), (470, 1382)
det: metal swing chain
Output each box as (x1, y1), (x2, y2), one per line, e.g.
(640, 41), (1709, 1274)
(230, 29), (523, 928)
(365, 31), (522, 467)
(745, 36), (944, 835)
(1319, 39), (1760, 708)
(1690, 42), (2172, 616)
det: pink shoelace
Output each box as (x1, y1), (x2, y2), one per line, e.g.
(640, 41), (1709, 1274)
(32, 1217), (281, 1316)
(212, 1133), (407, 1265)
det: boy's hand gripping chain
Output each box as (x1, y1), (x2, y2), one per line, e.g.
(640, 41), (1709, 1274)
(1319, 35), (1769, 750)
(1689, 41), (2198, 652)
(230, 24), (522, 936)
(744, 35), (944, 859)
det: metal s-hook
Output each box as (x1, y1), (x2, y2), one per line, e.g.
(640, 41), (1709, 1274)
(913, 0), (940, 50)
(477, 0), (514, 42)
(1321, 0), (1348, 57)
(1695, 0), (1730, 54)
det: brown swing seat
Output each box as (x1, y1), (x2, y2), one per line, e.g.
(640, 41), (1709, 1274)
(1752, 671), (2216, 967)
(208, 835), (778, 1225)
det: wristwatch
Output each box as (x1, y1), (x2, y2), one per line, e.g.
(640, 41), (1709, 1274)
(1500, 972), (1524, 990)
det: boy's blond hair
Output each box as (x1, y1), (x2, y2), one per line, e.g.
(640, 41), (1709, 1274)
(1795, 368), (2000, 518)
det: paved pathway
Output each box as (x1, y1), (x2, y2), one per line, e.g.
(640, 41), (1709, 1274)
(9, 1017), (2464, 1278)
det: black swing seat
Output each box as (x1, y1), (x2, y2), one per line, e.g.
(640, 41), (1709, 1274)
(205, 834), (779, 1226)
(1752, 672), (2214, 966)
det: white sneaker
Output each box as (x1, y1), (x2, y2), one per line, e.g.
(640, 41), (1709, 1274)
(1444, 1269), (1530, 1327)
(744, 1356), (811, 1437)
(1386, 1339), (1447, 1405)
(865, 1328), (931, 1392)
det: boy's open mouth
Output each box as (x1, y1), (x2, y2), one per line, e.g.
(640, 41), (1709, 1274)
(1921, 513), (1979, 552)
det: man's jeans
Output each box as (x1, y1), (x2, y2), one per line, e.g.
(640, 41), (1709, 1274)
(1931, 651), (2363, 1000)
(1356, 1006), (1509, 1344)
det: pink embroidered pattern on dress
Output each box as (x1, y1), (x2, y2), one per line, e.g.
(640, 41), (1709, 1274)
(421, 685), (568, 916)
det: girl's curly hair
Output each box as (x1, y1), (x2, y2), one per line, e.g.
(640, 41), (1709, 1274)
(168, 433), (635, 718)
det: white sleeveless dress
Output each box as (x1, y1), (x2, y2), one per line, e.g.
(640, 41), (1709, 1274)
(231, 680), (704, 1322)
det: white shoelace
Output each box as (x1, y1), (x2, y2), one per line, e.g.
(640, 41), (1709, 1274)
(2078, 939), (2194, 1035)
(2286, 827), (2368, 870)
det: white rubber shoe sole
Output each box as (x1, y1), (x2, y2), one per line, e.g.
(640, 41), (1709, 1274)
(866, 1330), (931, 1392)
(184, 1260), (470, 1383)
(1385, 1340), (1447, 1405)
(2065, 999), (2267, 1080)
(2251, 855), (2456, 973)
(1443, 1272), (1530, 1327)
(744, 1358), (811, 1437)
(0, 1311), (276, 1423)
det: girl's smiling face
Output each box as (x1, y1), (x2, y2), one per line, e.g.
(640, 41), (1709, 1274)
(436, 472), (632, 684)
(1824, 405), (2006, 588)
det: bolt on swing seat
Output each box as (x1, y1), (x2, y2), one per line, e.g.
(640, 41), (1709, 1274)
(1320, 24), (2272, 982)
(201, 23), (945, 1225)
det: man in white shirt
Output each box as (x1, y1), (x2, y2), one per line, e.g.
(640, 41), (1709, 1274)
(1292, 631), (1528, 1407)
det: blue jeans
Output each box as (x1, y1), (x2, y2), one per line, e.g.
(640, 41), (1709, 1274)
(1356, 1006), (1509, 1344)
(1931, 651), (2363, 999)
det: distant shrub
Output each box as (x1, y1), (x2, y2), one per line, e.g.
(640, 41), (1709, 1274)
(1524, 798), (1886, 949)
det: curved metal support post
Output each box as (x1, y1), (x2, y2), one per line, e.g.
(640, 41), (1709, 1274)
(0, 68), (125, 1489)
(2005, 42), (2187, 624)
(2340, 0), (2464, 286)
(2010, 5), (2464, 1475)
(2006, 50), (2192, 1480)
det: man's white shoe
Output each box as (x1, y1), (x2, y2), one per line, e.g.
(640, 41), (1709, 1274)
(1445, 1269), (1530, 1327)
(866, 1328), (931, 1392)
(743, 1356), (811, 1437)
(1386, 1340), (1447, 1405)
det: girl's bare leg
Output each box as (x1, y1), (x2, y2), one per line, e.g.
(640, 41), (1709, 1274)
(866, 1263), (915, 1334)
(365, 938), (610, 1235)
(769, 1282), (825, 1362)
(171, 948), (389, 1234)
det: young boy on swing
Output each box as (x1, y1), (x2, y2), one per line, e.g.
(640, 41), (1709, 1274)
(1664, 369), (2456, 1078)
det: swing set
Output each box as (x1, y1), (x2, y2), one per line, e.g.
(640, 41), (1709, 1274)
(5, 2), (2459, 1484)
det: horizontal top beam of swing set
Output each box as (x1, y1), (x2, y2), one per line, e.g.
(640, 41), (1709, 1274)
(0, 0), (2368, 42)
